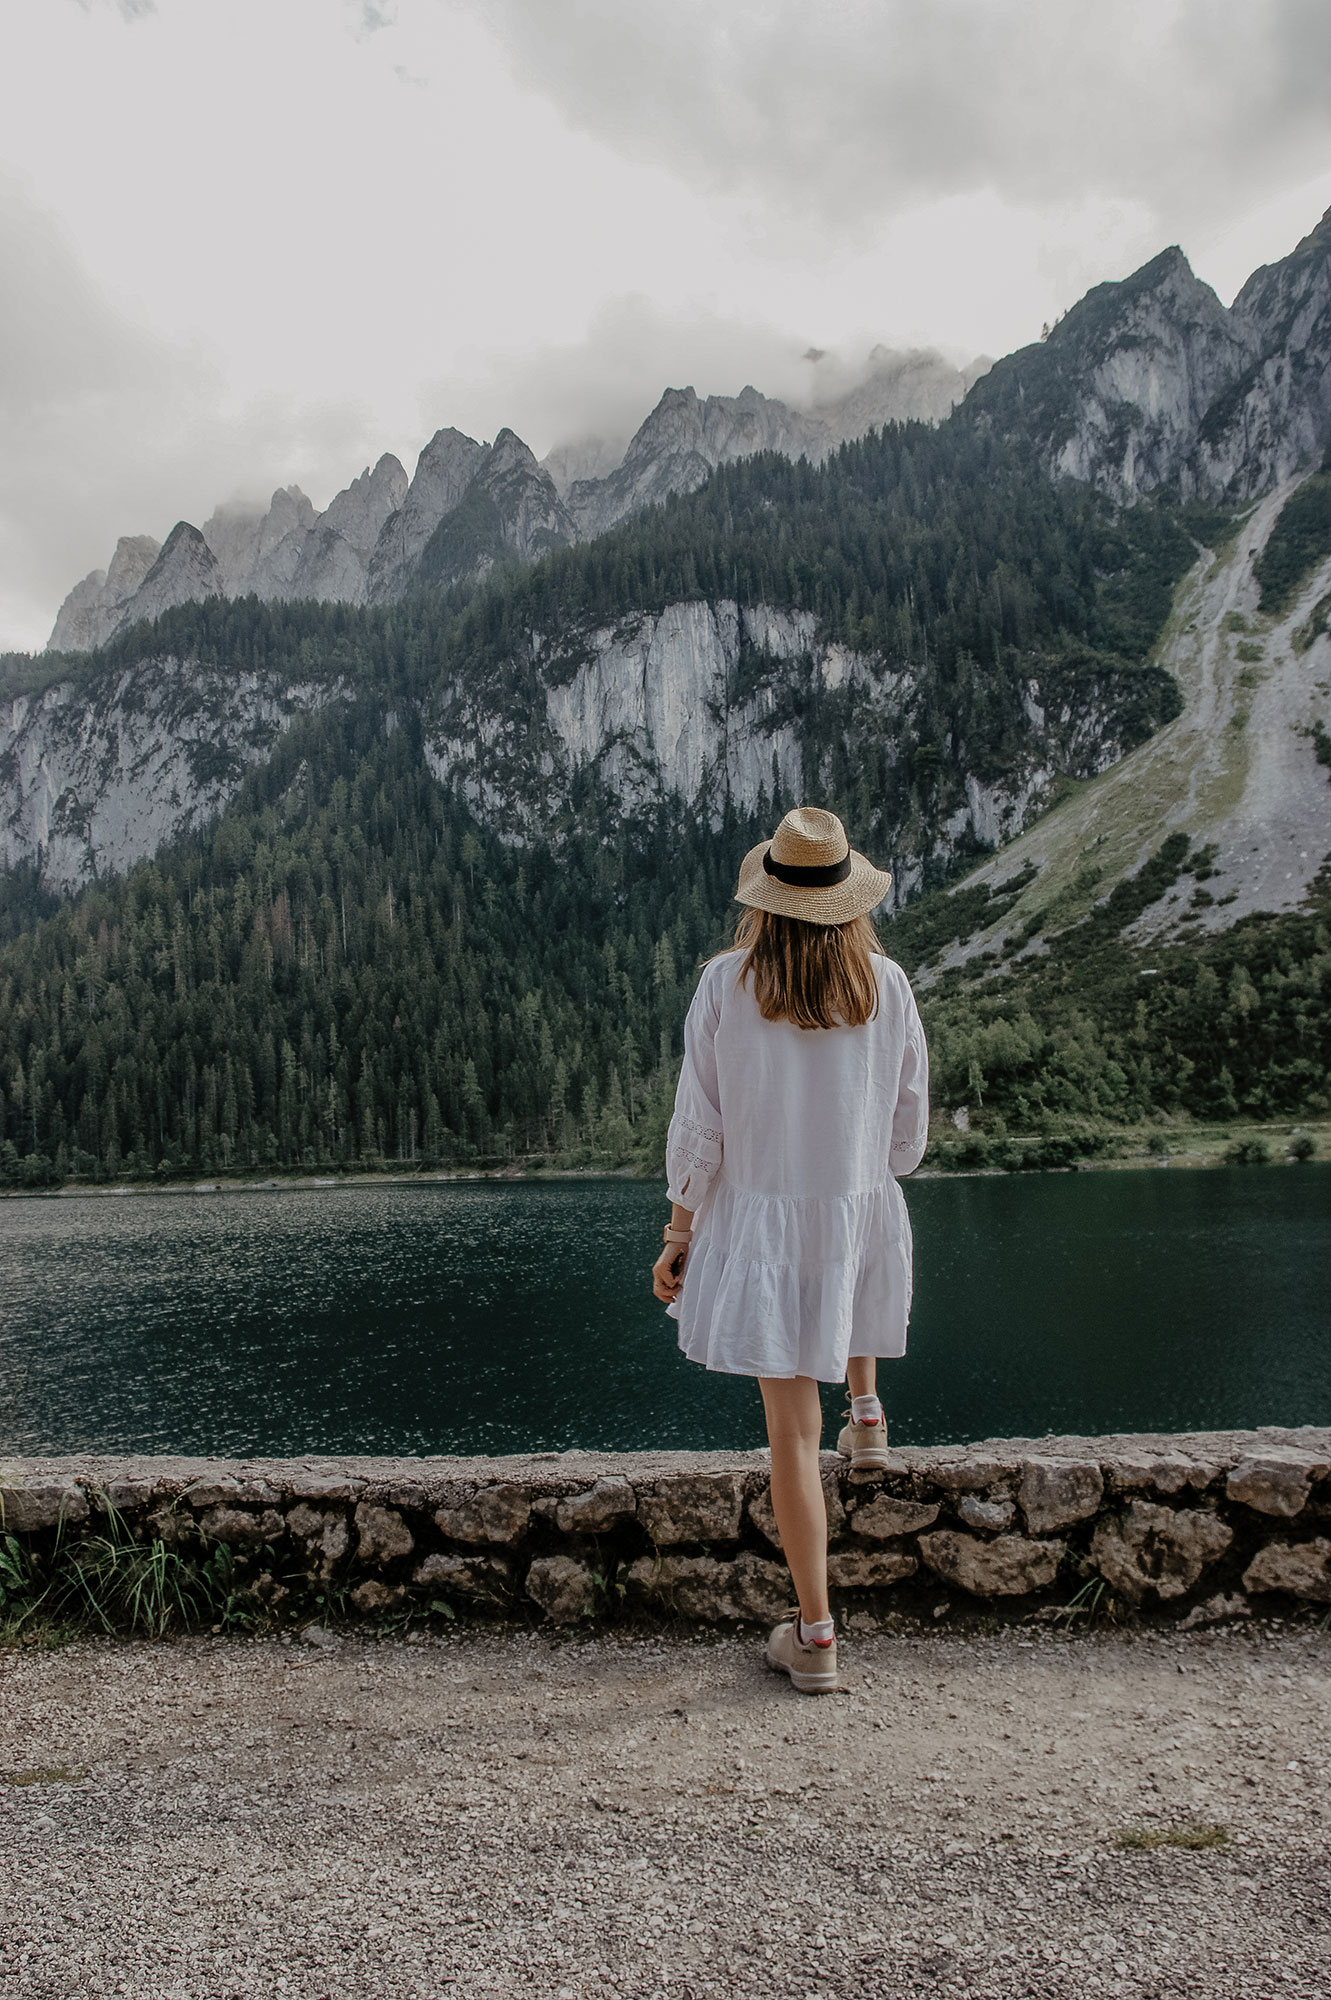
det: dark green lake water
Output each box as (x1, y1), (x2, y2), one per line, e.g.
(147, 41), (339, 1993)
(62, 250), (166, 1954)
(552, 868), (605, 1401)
(1, 1166), (1327, 1457)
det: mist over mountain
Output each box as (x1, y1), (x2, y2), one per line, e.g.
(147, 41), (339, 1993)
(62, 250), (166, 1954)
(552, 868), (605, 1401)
(46, 345), (984, 651)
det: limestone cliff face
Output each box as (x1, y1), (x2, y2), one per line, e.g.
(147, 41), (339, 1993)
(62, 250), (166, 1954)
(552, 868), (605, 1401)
(0, 661), (339, 892)
(969, 208), (1331, 503)
(422, 599), (1134, 904)
(1197, 209), (1331, 499)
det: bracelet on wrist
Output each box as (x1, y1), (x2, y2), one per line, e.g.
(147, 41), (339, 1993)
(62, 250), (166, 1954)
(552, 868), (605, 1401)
(663, 1224), (692, 1244)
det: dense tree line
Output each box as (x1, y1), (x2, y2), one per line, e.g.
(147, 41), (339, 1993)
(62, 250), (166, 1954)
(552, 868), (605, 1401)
(0, 697), (1326, 1189)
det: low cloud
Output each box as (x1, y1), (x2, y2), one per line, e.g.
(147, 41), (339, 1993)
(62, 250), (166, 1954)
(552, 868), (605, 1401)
(433, 294), (960, 463)
(470, 0), (1331, 244)
(0, 176), (385, 652)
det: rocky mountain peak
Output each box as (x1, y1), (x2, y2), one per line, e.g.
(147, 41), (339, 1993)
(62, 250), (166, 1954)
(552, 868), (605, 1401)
(320, 453), (409, 557)
(408, 426), (576, 591)
(366, 427), (490, 603)
(964, 207), (1331, 503)
(112, 521), (223, 635)
(48, 533), (162, 652)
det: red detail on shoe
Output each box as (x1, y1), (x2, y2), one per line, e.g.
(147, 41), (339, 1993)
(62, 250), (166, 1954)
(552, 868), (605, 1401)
(810, 1637), (834, 1649)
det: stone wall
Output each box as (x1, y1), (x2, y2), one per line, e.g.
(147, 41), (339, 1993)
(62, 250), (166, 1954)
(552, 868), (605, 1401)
(3, 1429), (1329, 1630)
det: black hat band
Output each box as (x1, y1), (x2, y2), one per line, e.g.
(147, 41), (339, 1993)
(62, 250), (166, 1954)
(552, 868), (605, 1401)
(762, 846), (853, 887)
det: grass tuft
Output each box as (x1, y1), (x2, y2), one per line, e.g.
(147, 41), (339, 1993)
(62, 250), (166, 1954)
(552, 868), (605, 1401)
(1113, 1822), (1230, 1852)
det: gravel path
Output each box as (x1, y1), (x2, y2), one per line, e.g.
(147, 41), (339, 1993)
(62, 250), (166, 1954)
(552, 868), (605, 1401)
(2, 1622), (1328, 1999)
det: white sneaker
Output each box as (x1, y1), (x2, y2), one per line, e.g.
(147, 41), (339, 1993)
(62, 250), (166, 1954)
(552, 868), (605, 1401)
(765, 1616), (839, 1694)
(836, 1410), (891, 1470)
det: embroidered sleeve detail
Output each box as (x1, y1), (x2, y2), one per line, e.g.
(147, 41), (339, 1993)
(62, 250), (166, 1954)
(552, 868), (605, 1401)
(675, 1115), (722, 1145)
(891, 1131), (927, 1154)
(668, 1143), (721, 1176)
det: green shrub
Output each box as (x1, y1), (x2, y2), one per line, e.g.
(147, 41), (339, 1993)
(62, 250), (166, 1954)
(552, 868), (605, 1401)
(1225, 1137), (1271, 1166)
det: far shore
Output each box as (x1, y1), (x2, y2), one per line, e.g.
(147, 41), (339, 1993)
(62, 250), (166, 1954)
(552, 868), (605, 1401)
(2, 1115), (1325, 1199)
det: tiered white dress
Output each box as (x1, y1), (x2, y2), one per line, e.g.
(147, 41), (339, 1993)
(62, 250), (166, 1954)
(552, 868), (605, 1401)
(665, 948), (930, 1381)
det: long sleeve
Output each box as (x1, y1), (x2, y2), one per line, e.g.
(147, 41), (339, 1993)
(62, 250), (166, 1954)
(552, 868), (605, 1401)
(666, 965), (724, 1206)
(890, 980), (930, 1176)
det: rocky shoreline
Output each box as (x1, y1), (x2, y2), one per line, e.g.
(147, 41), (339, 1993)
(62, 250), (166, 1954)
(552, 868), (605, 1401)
(4, 1429), (1328, 1633)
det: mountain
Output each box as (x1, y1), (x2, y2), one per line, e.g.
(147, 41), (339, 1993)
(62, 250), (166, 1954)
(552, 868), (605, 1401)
(6, 420), (1191, 894)
(2, 213), (1329, 1187)
(47, 533), (161, 652)
(45, 347), (982, 647)
(967, 206), (1331, 502)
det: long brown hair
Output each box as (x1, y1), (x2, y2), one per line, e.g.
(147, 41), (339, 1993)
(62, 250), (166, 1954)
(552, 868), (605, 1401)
(730, 907), (882, 1030)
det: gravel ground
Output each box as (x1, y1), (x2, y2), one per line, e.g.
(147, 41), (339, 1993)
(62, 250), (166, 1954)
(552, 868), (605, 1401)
(1, 1621), (1328, 1999)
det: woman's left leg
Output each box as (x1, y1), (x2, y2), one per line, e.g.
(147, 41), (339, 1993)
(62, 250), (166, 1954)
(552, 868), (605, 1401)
(758, 1375), (830, 1625)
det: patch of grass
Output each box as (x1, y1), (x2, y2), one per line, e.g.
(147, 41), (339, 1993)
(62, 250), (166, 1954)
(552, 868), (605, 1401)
(1113, 1822), (1230, 1853)
(1, 1765), (86, 1786)
(2, 1499), (239, 1643)
(1049, 1576), (1114, 1627)
(1235, 642), (1263, 665)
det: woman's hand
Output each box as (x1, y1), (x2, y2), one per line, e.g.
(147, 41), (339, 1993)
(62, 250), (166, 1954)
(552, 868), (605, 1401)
(652, 1240), (687, 1304)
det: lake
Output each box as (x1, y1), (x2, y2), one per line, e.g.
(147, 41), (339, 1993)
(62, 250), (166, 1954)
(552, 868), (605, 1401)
(1, 1166), (1328, 1458)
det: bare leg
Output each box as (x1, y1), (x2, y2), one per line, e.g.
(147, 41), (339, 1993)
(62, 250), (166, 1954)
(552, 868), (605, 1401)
(758, 1376), (830, 1625)
(846, 1356), (877, 1401)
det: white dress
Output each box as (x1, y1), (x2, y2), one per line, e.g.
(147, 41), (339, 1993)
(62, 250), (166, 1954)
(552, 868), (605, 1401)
(665, 948), (930, 1382)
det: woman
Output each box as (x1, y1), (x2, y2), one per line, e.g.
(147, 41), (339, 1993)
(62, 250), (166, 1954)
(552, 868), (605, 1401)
(651, 807), (929, 1693)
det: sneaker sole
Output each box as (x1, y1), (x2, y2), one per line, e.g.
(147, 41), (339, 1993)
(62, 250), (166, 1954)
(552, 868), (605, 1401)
(766, 1650), (840, 1695)
(786, 1663), (840, 1694)
(838, 1442), (892, 1470)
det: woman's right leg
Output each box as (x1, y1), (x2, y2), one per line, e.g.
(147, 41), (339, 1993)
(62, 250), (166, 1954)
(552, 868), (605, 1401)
(846, 1355), (877, 1402)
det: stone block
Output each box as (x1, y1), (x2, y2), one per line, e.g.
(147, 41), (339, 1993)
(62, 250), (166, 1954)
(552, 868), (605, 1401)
(198, 1505), (285, 1546)
(1242, 1538), (1331, 1602)
(1226, 1455), (1318, 1518)
(350, 1579), (407, 1615)
(554, 1477), (636, 1534)
(625, 1551), (790, 1621)
(526, 1554), (599, 1622)
(354, 1502), (414, 1564)
(748, 1476), (845, 1552)
(958, 1495), (1015, 1533)
(827, 1547), (918, 1589)
(0, 1478), (89, 1533)
(1178, 1593), (1251, 1630)
(930, 1457), (1020, 1495)
(98, 1479), (157, 1512)
(413, 1551), (515, 1603)
(918, 1531), (1064, 1597)
(433, 1484), (532, 1546)
(849, 1493), (939, 1539)
(288, 1470), (362, 1502)
(636, 1472), (745, 1546)
(183, 1476), (242, 1509)
(1090, 1501), (1233, 1604)
(1106, 1453), (1203, 1495)
(1019, 1458), (1104, 1533)
(285, 1503), (328, 1542)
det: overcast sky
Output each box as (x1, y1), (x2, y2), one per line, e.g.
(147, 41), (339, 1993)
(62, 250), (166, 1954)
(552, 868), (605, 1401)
(2, 0), (1330, 651)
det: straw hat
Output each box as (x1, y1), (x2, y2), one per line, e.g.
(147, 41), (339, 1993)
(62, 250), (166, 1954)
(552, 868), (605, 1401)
(735, 806), (893, 926)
